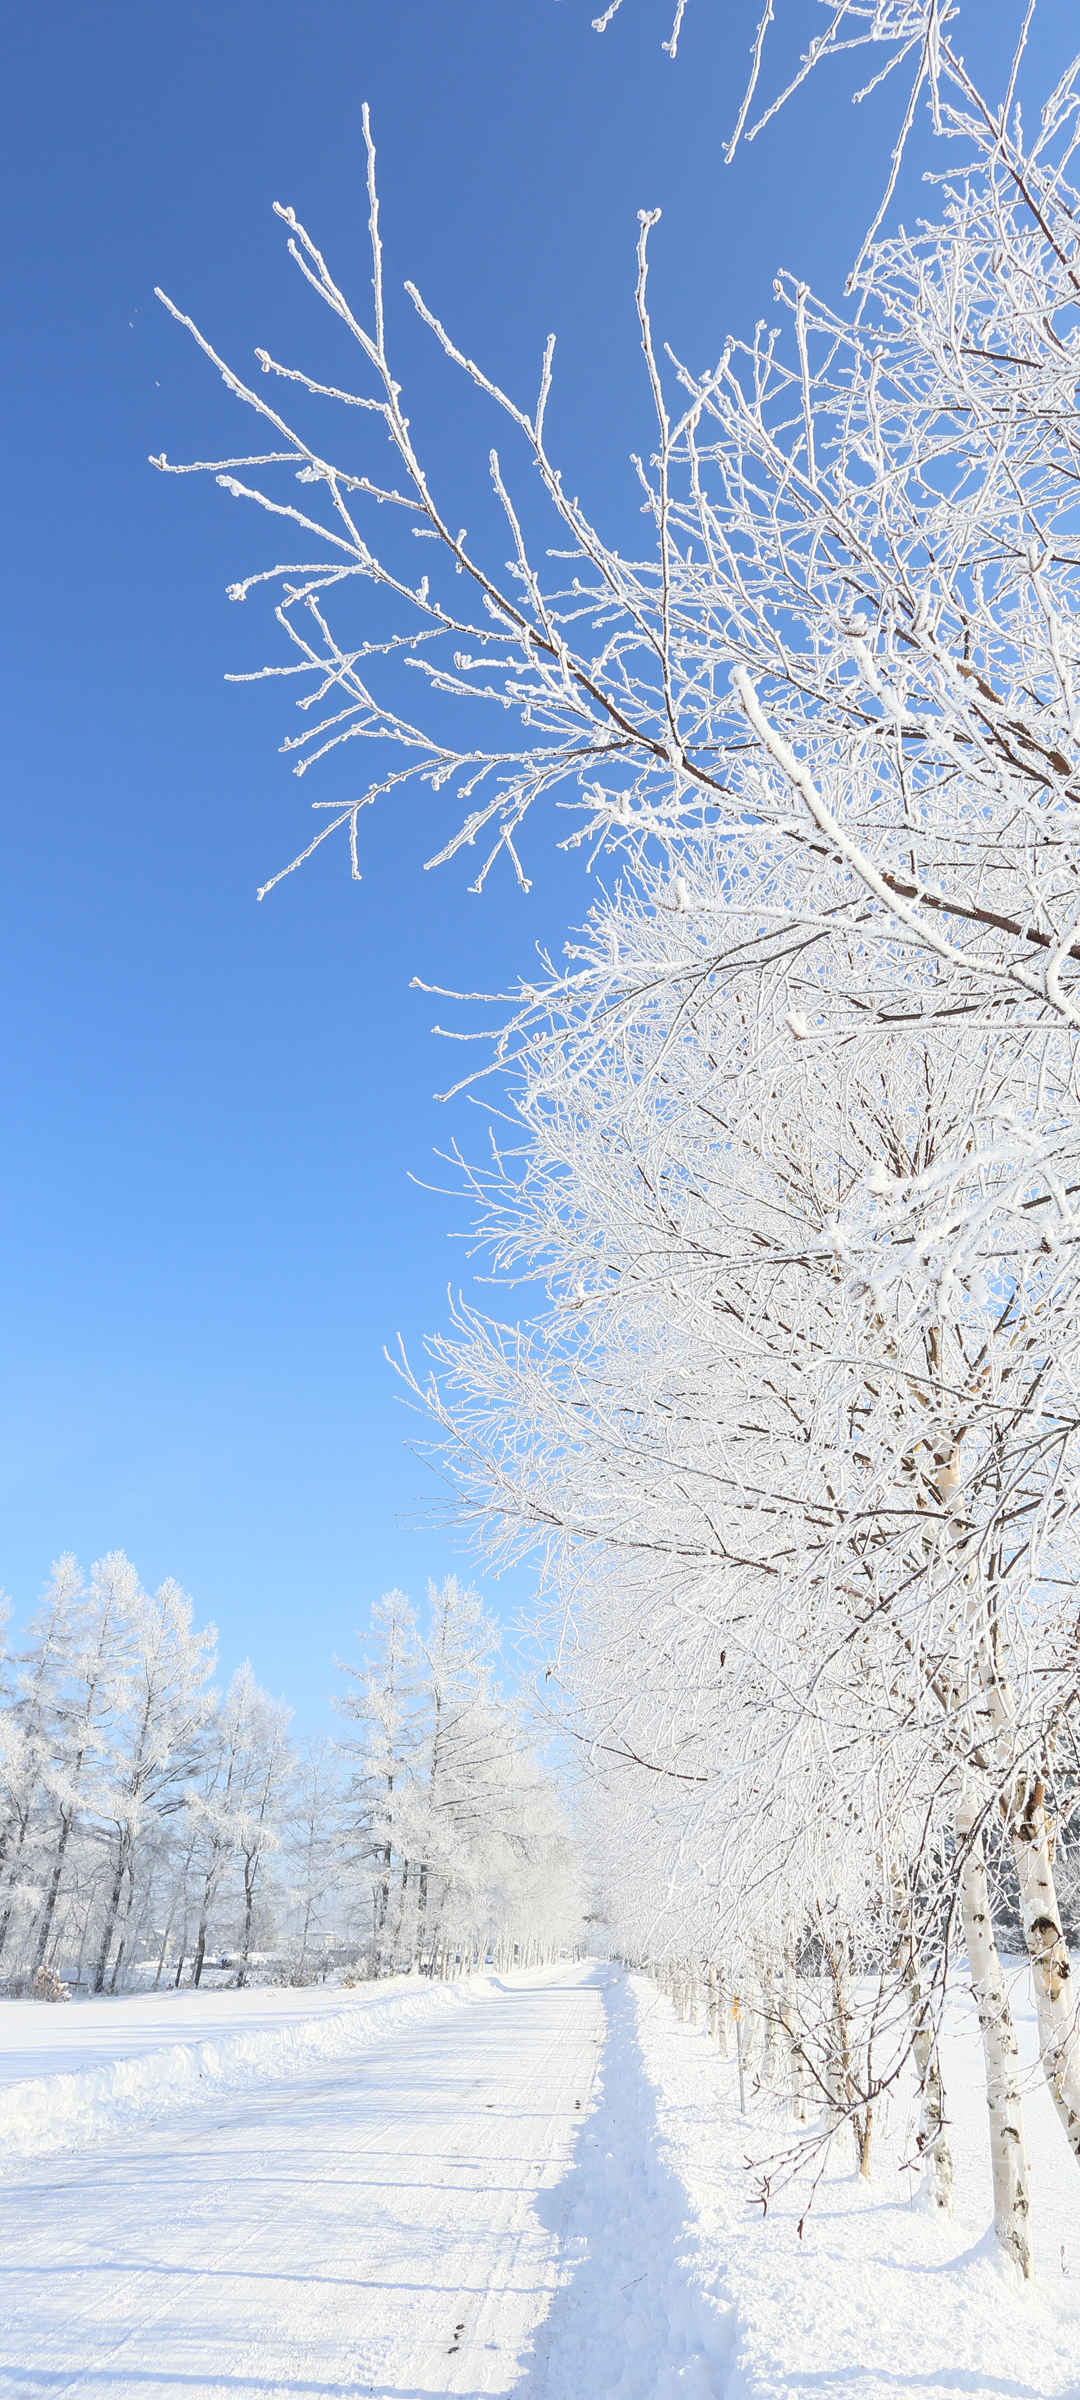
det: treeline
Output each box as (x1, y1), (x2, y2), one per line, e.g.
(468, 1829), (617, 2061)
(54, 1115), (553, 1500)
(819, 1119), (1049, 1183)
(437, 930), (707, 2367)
(0, 1554), (580, 1995)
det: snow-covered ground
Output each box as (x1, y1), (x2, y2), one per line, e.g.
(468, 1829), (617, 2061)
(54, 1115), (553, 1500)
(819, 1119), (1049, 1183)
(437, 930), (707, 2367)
(630, 1960), (1080, 2400)
(0, 1963), (605, 2397)
(2, 1960), (1079, 2397)
(0, 1972), (449, 2087)
(0, 1970), (494, 2161)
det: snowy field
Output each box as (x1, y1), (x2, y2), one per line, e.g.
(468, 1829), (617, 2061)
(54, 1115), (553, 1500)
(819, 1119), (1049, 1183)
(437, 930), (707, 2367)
(629, 1964), (1080, 2400)
(0, 1969), (515, 2164)
(1, 1960), (1079, 2398)
(0, 1962), (604, 2398)
(0, 1972), (444, 2088)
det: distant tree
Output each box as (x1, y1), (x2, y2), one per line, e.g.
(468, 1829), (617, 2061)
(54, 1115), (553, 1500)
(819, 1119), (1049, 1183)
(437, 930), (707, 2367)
(283, 1739), (346, 1979)
(232, 1679), (294, 1986)
(337, 1589), (423, 1974)
(0, 1555), (82, 1971)
(89, 1563), (216, 1994)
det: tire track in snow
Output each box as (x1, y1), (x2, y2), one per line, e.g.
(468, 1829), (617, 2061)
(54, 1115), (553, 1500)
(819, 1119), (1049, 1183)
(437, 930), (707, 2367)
(0, 1965), (605, 2400)
(385, 1972), (606, 2395)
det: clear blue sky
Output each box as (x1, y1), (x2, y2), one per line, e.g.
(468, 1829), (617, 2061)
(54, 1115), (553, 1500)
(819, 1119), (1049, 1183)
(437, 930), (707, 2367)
(2, 0), (1072, 1726)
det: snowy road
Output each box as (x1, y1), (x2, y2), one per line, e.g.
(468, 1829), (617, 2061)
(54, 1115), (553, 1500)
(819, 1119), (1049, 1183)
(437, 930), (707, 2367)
(0, 1966), (606, 2399)
(14, 1958), (1071, 2400)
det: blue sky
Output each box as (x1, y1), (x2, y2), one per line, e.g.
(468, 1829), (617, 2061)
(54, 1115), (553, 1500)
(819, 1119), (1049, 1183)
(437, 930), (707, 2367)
(2, 0), (1073, 1727)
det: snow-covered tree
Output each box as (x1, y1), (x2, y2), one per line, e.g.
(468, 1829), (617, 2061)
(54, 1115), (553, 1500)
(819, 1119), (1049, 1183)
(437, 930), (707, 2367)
(0, 1555), (81, 1971)
(87, 1563), (216, 1993)
(338, 1579), (582, 1974)
(152, 0), (1080, 2275)
(231, 1678), (294, 1985)
(282, 1740), (348, 1979)
(338, 1588), (424, 1971)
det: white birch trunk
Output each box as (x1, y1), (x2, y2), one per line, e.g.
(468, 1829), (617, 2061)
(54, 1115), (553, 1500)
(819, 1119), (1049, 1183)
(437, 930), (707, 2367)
(761, 1952), (787, 2089)
(895, 1914), (952, 2212)
(1005, 1778), (1080, 2172)
(740, 1963), (764, 2078)
(713, 1962), (733, 2058)
(956, 1786), (1032, 2279)
(824, 1938), (858, 2167)
(975, 1641), (1080, 2179)
(780, 1941), (809, 2125)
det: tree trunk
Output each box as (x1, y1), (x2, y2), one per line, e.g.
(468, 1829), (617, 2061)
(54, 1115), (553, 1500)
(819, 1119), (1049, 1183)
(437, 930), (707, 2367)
(193, 1906), (211, 1989)
(416, 1862), (429, 1971)
(93, 1840), (128, 1994)
(1005, 1775), (1080, 2170)
(236, 1860), (257, 1987)
(0, 1807), (32, 1966)
(372, 1840), (392, 1974)
(74, 1907), (91, 1992)
(393, 1857), (412, 1970)
(713, 1962), (733, 2059)
(761, 1953), (786, 2088)
(32, 1807), (75, 1976)
(740, 1961), (764, 2078)
(779, 1941), (809, 2125)
(956, 1786), (1032, 2279)
(154, 1835), (198, 1991)
(108, 1855), (138, 1993)
(824, 1935), (872, 2177)
(894, 1909), (952, 2210)
(298, 1890), (313, 1979)
(154, 1899), (178, 1991)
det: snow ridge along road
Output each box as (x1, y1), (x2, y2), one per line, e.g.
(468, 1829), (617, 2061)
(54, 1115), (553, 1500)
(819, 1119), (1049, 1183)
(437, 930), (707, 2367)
(0, 1963), (623, 2399)
(0, 1971), (508, 2166)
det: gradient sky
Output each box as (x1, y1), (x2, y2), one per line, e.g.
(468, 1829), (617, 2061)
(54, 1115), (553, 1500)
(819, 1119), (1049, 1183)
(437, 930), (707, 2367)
(3, 0), (1073, 1726)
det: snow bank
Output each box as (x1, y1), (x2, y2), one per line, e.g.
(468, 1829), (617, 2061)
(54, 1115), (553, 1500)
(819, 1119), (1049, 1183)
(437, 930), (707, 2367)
(0, 1972), (501, 2168)
(626, 1965), (1080, 2400)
